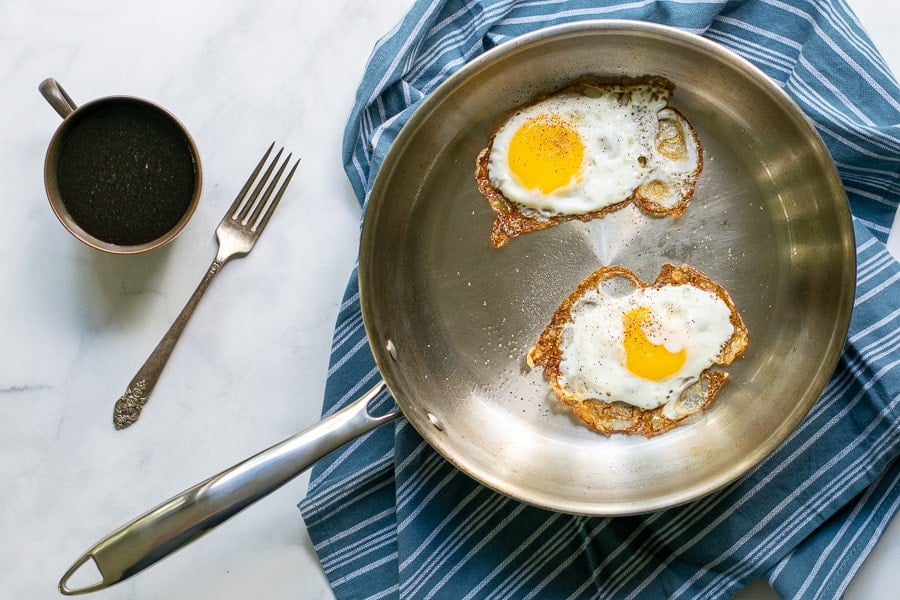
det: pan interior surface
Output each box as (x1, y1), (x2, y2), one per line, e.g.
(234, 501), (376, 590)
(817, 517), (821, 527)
(359, 22), (854, 515)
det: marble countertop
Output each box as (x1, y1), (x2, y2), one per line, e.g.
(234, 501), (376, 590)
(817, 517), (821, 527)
(1, 1), (896, 598)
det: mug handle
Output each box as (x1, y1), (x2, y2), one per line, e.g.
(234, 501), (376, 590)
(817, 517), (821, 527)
(39, 78), (78, 119)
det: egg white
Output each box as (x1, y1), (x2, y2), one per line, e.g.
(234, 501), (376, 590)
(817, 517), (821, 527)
(487, 83), (700, 216)
(557, 284), (735, 412)
(638, 107), (702, 208)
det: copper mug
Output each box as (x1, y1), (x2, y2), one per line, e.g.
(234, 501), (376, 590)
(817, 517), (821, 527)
(40, 78), (202, 254)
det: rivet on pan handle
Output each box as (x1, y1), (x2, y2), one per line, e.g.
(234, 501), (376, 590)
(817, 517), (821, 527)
(58, 381), (399, 595)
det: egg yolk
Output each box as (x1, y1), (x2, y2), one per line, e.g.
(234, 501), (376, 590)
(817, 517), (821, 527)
(508, 114), (584, 193)
(623, 307), (686, 380)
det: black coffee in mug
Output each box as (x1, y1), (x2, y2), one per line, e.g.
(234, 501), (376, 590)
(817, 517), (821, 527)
(41, 78), (202, 254)
(56, 101), (197, 246)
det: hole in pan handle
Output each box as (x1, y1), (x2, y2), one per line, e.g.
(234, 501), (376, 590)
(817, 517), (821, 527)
(58, 381), (399, 595)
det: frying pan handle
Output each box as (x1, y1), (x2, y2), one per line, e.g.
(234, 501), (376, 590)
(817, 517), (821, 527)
(59, 381), (399, 595)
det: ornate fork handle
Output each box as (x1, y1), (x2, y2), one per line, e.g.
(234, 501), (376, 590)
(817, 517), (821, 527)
(113, 259), (224, 429)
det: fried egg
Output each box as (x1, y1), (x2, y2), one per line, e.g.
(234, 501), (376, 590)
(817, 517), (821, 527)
(475, 77), (702, 247)
(527, 264), (748, 437)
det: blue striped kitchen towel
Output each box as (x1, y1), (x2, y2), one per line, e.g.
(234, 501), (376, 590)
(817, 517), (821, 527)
(300, 1), (900, 598)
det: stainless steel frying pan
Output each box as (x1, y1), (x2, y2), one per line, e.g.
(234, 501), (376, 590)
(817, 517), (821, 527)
(60, 20), (855, 594)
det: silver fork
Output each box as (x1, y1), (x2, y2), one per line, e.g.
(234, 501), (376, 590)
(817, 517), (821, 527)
(113, 143), (299, 430)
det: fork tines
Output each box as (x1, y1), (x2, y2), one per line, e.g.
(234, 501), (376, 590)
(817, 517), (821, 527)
(227, 142), (300, 232)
